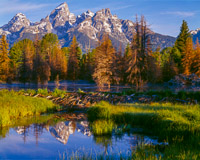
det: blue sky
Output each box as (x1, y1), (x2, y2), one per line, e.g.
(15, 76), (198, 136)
(0, 0), (199, 37)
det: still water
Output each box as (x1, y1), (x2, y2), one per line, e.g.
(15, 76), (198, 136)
(0, 81), (131, 92)
(0, 113), (165, 159)
(1, 81), (200, 93)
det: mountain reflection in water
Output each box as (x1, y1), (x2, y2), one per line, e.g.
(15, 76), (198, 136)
(0, 113), (166, 159)
(49, 121), (91, 144)
(14, 120), (91, 145)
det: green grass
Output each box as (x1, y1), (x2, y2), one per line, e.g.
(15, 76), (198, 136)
(18, 88), (67, 97)
(0, 89), (59, 127)
(91, 120), (116, 135)
(23, 88), (66, 97)
(52, 88), (66, 98)
(59, 146), (161, 160)
(88, 101), (200, 140)
(26, 89), (37, 96)
(88, 101), (200, 159)
(37, 88), (49, 96)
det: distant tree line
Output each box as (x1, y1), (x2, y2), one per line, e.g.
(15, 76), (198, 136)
(0, 16), (198, 89)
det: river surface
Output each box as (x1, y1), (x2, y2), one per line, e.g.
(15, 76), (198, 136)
(0, 113), (166, 159)
(1, 81), (200, 93)
(0, 81), (131, 92)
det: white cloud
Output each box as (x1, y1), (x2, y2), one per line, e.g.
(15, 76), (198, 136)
(111, 5), (134, 11)
(0, 0), (56, 14)
(162, 11), (196, 17)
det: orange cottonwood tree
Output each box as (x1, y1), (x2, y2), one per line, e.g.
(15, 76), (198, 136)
(194, 39), (200, 76)
(182, 37), (195, 75)
(0, 35), (10, 81)
(126, 15), (150, 88)
(51, 46), (67, 80)
(19, 39), (35, 83)
(93, 34), (115, 89)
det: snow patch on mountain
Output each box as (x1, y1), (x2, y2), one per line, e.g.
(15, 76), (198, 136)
(0, 29), (11, 36)
(15, 13), (26, 19)
(191, 28), (200, 35)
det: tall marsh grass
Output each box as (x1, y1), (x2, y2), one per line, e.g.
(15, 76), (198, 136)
(0, 89), (58, 127)
(88, 101), (200, 139)
(88, 101), (200, 159)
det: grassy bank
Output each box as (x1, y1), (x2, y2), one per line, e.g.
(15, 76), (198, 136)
(88, 101), (200, 159)
(0, 90), (59, 127)
(88, 101), (200, 138)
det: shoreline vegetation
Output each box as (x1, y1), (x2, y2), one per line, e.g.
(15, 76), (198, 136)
(2, 88), (200, 124)
(0, 89), (59, 127)
(1, 89), (200, 159)
(2, 88), (200, 121)
(87, 101), (200, 159)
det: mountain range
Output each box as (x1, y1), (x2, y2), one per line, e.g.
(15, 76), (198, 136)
(0, 2), (177, 52)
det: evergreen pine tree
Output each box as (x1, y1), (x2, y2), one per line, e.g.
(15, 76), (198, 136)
(79, 50), (95, 81)
(175, 20), (190, 53)
(162, 56), (178, 81)
(174, 20), (191, 73)
(33, 35), (51, 84)
(9, 41), (24, 81)
(40, 33), (60, 81)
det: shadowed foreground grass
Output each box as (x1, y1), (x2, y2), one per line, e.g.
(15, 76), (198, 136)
(0, 89), (59, 127)
(88, 101), (200, 159)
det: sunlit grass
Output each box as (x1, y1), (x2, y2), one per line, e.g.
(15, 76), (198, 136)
(17, 88), (67, 98)
(91, 120), (116, 135)
(37, 88), (49, 96)
(88, 101), (200, 159)
(88, 101), (200, 137)
(0, 89), (59, 127)
(52, 88), (66, 98)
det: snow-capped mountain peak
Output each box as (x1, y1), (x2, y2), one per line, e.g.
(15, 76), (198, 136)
(55, 2), (69, 10)
(190, 28), (200, 35)
(1, 12), (30, 33)
(190, 28), (200, 44)
(15, 13), (26, 18)
(105, 8), (112, 17)
(0, 2), (176, 52)
(49, 2), (76, 28)
(84, 10), (95, 18)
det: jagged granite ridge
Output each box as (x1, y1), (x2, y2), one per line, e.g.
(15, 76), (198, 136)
(0, 2), (176, 52)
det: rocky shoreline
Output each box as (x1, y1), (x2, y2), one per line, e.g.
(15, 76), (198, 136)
(168, 74), (200, 86)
